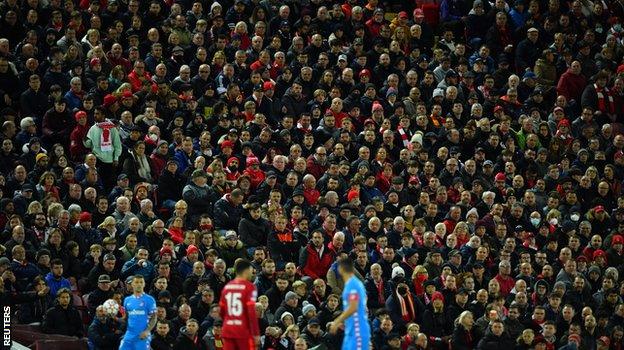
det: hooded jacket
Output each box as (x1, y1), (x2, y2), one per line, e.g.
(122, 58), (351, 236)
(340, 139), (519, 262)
(173, 326), (206, 350)
(213, 194), (243, 230)
(238, 212), (271, 248)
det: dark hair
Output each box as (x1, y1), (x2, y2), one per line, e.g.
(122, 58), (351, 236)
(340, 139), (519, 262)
(337, 257), (354, 273)
(235, 259), (252, 275)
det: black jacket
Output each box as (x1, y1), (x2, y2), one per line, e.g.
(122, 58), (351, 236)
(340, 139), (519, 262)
(87, 317), (122, 349)
(238, 215), (271, 247)
(476, 331), (514, 350)
(42, 304), (84, 337)
(152, 333), (176, 350)
(451, 326), (481, 350)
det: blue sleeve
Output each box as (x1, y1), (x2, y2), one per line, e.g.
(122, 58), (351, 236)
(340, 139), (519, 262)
(146, 296), (157, 315)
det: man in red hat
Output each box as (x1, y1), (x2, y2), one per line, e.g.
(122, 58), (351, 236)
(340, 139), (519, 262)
(597, 336), (610, 350)
(607, 234), (623, 268)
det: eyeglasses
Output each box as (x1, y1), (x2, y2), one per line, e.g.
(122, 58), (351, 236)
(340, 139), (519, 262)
(200, 70), (209, 73)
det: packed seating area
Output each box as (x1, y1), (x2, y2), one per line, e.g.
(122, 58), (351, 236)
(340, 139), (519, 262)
(0, 0), (623, 349)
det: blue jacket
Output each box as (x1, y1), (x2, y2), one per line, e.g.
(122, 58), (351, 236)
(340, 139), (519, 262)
(44, 272), (71, 297)
(11, 260), (41, 292)
(177, 257), (194, 279)
(121, 257), (154, 283)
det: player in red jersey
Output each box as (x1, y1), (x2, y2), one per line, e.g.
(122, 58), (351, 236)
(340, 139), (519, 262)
(219, 259), (261, 350)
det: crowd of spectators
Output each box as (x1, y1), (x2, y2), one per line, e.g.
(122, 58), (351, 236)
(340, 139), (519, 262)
(0, 0), (624, 349)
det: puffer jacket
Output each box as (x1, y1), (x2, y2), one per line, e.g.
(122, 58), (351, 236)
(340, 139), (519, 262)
(182, 181), (214, 223)
(213, 194), (243, 230)
(299, 243), (335, 280)
(534, 58), (557, 87)
(238, 214), (271, 247)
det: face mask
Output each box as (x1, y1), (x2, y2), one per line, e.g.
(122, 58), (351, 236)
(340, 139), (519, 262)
(570, 214), (580, 222)
(228, 165), (237, 171)
(531, 218), (540, 227)
(149, 133), (158, 141)
(549, 218), (558, 226)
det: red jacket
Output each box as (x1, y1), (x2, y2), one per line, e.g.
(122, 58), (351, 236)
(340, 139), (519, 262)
(303, 187), (320, 205)
(300, 243), (335, 280)
(305, 155), (327, 180)
(557, 69), (587, 101)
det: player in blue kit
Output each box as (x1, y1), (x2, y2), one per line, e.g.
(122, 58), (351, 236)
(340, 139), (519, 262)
(329, 258), (371, 350)
(120, 275), (157, 350)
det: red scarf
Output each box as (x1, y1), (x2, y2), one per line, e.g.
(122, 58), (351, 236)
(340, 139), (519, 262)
(398, 290), (416, 322)
(595, 84), (615, 114)
(376, 279), (385, 305)
(398, 125), (410, 147)
(413, 274), (427, 296)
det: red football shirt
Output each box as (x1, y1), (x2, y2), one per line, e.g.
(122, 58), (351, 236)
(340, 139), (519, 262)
(219, 278), (260, 339)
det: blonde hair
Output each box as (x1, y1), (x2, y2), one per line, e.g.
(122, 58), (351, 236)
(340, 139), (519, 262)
(98, 216), (116, 229)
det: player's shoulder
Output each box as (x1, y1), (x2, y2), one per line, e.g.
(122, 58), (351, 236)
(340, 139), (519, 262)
(142, 293), (156, 304)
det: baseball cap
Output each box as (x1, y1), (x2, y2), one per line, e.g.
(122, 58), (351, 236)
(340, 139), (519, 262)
(98, 274), (111, 283)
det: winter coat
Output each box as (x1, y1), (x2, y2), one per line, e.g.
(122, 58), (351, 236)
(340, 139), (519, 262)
(42, 304), (84, 337)
(534, 58), (557, 87)
(238, 215), (271, 247)
(44, 272), (72, 298)
(173, 327), (207, 350)
(421, 307), (453, 337)
(182, 181), (214, 223)
(158, 169), (186, 202)
(87, 317), (122, 350)
(299, 243), (335, 280)
(476, 331), (514, 350)
(268, 229), (300, 267)
(557, 69), (587, 101)
(219, 240), (248, 268)
(451, 326), (480, 350)
(213, 194), (243, 230)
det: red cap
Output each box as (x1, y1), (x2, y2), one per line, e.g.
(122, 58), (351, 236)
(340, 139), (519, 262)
(598, 336), (610, 347)
(618, 64), (624, 74)
(364, 118), (375, 126)
(263, 81), (274, 91)
(398, 11), (408, 19)
(413, 8), (424, 18)
(409, 176), (419, 184)
(493, 105), (504, 113)
(227, 156), (239, 166)
(615, 151), (624, 160)
(103, 94), (117, 107)
(79, 212), (92, 222)
(347, 189), (359, 202)
(246, 156), (260, 166)
(594, 205), (605, 213)
(575, 255), (588, 263)
(221, 140), (234, 149)
(553, 106), (564, 113)
(557, 119), (571, 128)
(372, 102), (384, 112)
(121, 90), (134, 99)
(568, 334), (581, 344)
(495, 172), (506, 182)
(89, 58), (101, 67)
(159, 247), (173, 256)
(431, 291), (444, 303)
(612, 234), (624, 246)
(74, 110), (87, 121)
(359, 69), (371, 77)
(186, 244), (199, 256)
(593, 249), (606, 260)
